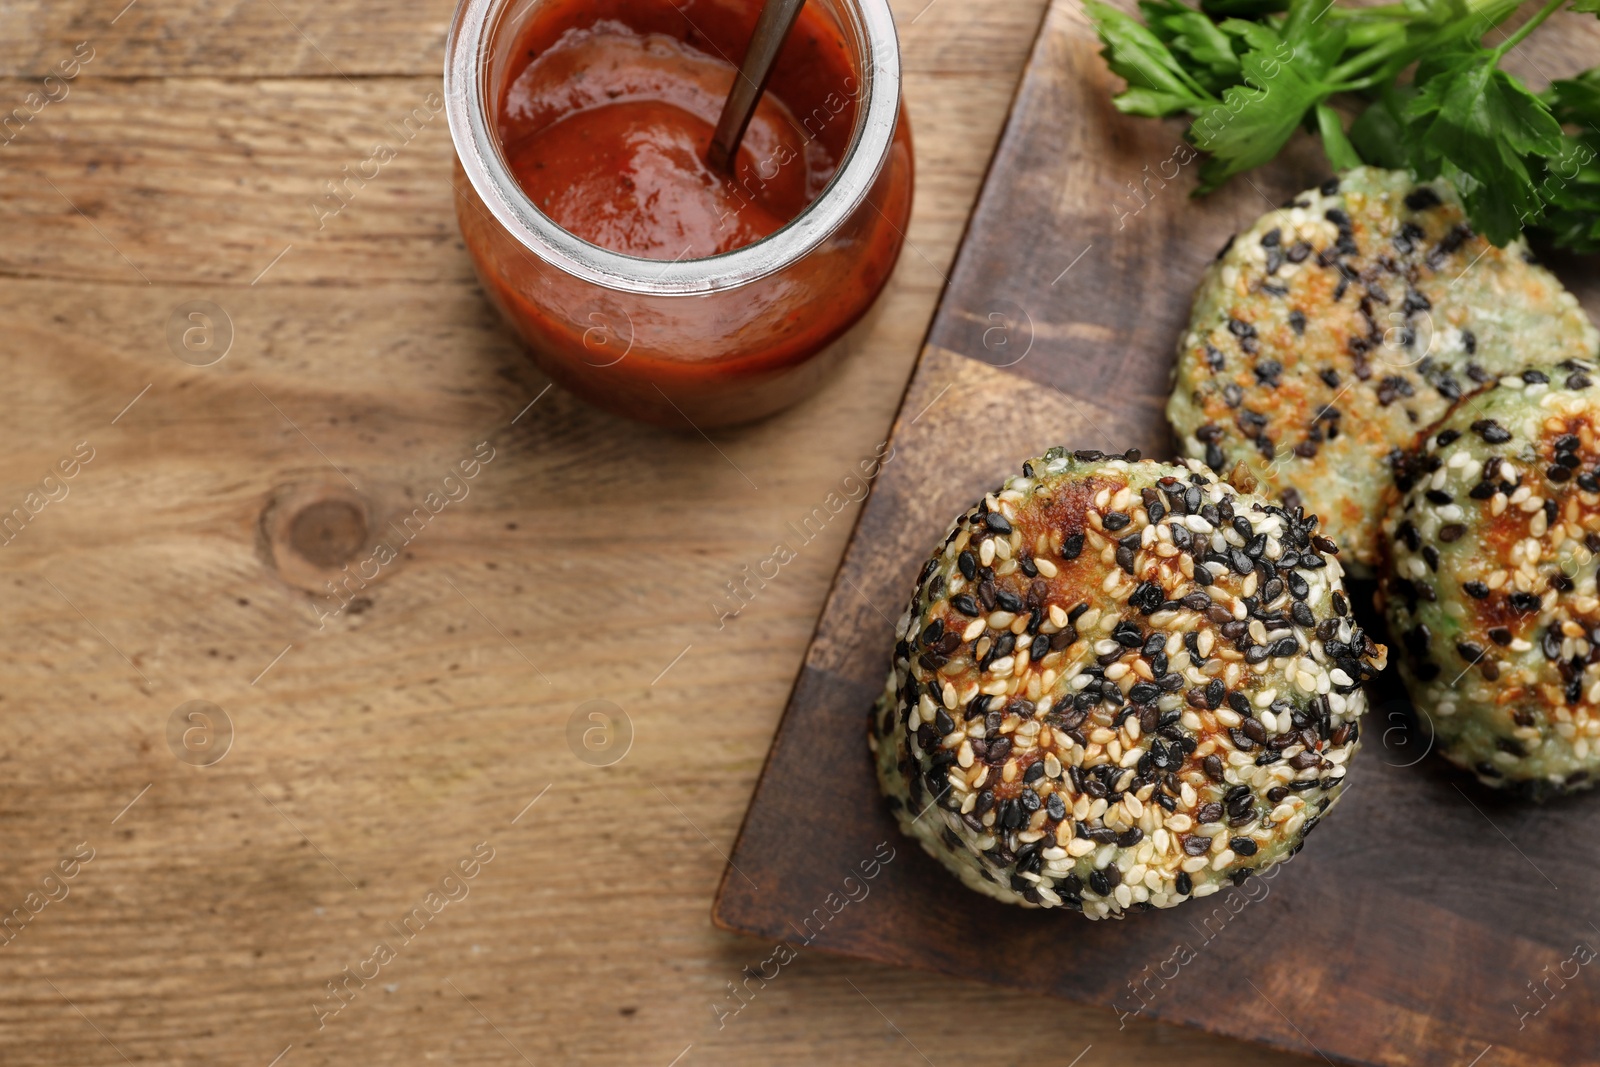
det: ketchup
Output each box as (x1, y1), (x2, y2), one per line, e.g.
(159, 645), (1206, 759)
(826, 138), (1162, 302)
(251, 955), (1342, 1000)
(454, 0), (914, 427)
(499, 2), (852, 259)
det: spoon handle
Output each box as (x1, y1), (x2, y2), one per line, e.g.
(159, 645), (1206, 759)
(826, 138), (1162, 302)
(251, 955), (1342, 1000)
(707, 0), (808, 173)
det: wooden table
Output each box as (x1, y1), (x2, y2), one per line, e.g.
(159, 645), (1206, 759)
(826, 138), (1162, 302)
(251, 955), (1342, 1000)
(0, 1), (1299, 1064)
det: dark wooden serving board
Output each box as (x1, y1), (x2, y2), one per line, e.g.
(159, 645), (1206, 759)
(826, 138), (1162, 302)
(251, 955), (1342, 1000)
(713, 4), (1600, 1066)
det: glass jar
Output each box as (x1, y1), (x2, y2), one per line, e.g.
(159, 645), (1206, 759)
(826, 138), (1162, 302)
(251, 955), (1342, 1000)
(445, 0), (914, 429)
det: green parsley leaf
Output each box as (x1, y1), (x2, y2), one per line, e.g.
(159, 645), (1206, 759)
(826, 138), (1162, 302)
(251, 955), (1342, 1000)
(1114, 87), (1203, 117)
(1549, 69), (1600, 123)
(1404, 43), (1565, 243)
(1316, 104), (1363, 170)
(1192, 37), (1335, 191)
(1532, 133), (1600, 251)
(1349, 87), (1414, 170)
(1199, 0), (1287, 17)
(1139, 0), (1242, 91)
(1085, 0), (1215, 113)
(1084, 0), (1600, 250)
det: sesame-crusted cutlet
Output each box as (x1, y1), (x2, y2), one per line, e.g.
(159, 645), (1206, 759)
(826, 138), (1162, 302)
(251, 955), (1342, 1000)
(870, 449), (1387, 917)
(1168, 167), (1598, 574)
(1380, 360), (1600, 797)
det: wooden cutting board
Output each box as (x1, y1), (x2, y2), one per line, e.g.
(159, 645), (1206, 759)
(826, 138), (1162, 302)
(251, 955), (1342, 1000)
(713, 4), (1600, 1066)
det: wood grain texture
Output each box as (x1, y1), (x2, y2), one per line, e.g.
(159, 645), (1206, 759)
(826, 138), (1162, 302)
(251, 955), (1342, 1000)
(0, 0), (1311, 1066)
(717, 3), (1600, 1067)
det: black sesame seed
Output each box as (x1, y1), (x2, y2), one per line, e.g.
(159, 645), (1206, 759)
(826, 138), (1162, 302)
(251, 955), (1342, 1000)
(1404, 187), (1441, 211)
(1061, 533), (1084, 560)
(950, 593), (979, 616)
(1471, 419), (1512, 445)
(1230, 837), (1259, 856)
(1103, 511), (1130, 532)
(1509, 591), (1542, 615)
(977, 580), (997, 611)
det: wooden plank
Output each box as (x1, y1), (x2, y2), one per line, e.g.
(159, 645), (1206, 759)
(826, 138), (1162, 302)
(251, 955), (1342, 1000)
(717, 2), (1600, 1066)
(0, 68), (1008, 288)
(0, 2), (1342, 1066)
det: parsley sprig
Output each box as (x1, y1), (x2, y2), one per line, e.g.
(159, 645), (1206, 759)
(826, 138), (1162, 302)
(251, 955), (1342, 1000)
(1086, 0), (1600, 248)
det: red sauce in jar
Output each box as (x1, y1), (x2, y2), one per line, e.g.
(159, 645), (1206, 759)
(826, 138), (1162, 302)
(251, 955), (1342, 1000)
(457, 0), (914, 427)
(499, 1), (853, 260)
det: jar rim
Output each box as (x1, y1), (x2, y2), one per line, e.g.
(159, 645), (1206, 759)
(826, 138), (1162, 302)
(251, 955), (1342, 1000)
(444, 0), (902, 297)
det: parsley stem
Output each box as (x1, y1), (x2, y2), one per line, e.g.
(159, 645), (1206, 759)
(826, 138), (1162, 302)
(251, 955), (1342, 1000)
(1489, 0), (1566, 60)
(1328, 36), (1410, 85)
(1327, 0), (1521, 85)
(1326, 2), (1409, 15)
